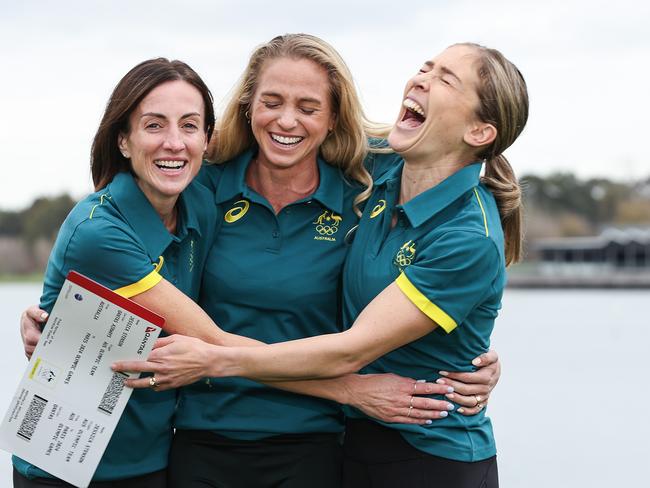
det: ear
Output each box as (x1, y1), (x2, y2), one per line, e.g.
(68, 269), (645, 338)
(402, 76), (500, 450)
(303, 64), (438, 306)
(464, 122), (497, 149)
(328, 112), (337, 132)
(117, 133), (130, 158)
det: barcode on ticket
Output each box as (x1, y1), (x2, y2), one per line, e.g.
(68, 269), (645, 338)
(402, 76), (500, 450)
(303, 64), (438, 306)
(17, 394), (48, 441)
(97, 372), (128, 415)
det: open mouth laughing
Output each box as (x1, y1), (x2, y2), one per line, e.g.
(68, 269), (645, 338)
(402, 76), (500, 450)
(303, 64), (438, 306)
(397, 98), (426, 129)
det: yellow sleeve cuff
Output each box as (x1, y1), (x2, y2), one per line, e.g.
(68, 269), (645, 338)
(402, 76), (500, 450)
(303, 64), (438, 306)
(395, 272), (458, 333)
(113, 256), (164, 298)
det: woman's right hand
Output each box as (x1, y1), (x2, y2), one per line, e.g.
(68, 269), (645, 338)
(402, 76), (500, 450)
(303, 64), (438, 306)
(343, 373), (454, 425)
(21, 305), (47, 359)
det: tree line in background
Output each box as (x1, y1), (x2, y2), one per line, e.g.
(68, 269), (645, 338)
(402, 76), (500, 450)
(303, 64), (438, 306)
(1, 173), (650, 275)
(521, 173), (650, 241)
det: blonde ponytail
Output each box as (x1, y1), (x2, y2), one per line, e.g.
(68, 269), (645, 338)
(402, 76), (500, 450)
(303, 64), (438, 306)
(482, 154), (523, 265)
(459, 42), (529, 266)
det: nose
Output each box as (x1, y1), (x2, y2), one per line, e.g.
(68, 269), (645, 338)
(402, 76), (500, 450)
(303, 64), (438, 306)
(163, 127), (185, 152)
(277, 107), (298, 131)
(411, 73), (429, 92)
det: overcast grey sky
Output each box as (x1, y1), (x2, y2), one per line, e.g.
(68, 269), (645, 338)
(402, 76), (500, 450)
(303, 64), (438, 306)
(1, 0), (648, 209)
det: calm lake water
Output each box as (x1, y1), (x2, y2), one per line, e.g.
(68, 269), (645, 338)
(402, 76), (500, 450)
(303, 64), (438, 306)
(0, 283), (646, 487)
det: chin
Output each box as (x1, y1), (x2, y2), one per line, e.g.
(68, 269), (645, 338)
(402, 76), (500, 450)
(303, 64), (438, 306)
(388, 129), (414, 155)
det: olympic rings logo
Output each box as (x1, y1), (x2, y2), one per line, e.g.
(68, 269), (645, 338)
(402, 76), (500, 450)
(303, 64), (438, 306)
(393, 240), (416, 270)
(224, 199), (250, 223)
(316, 224), (339, 236)
(313, 210), (342, 238)
(370, 199), (386, 218)
(394, 255), (413, 267)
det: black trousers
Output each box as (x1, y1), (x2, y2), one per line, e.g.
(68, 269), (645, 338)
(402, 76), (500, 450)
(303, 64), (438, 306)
(13, 468), (166, 488)
(343, 419), (498, 488)
(168, 429), (342, 488)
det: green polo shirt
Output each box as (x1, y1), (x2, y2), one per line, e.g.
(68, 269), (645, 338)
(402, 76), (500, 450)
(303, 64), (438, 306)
(175, 150), (362, 439)
(343, 161), (505, 462)
(14, 171), (216, 481)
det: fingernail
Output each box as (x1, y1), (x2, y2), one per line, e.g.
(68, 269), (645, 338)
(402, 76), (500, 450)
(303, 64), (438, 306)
(436, 379), (446, 385)
(447, 403), (454, 411)
(439, 371), (449, 376)
(445, 393), (455, 399)
(472, 357), (482, 366)
(425, 420), (432, 425)
(40, 312), (49, 320)
(439, 411), (448, 418)
(457, 408), (465, 414)
(446, 386), (454, 393)
(416, 379), (426, 383)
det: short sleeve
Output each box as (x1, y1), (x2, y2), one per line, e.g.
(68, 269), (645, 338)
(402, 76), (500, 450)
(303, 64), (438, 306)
(395, 231), (500, 333)
(62, 218), (162, 297)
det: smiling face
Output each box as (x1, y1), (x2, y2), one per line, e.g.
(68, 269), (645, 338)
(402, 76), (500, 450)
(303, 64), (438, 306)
(388, 44), (495, 163)
(118, 80), (207, 207)
(250, 57), (336, 172)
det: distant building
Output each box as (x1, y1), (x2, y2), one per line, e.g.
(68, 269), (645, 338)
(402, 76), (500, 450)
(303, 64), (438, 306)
(534, 228), (650, 268)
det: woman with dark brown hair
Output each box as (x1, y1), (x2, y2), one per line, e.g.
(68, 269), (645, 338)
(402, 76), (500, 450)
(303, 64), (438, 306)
(13, 57), (218, 487)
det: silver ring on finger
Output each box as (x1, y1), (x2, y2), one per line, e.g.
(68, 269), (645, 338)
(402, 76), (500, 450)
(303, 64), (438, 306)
(407, 405), (413, 418)
(476, 402), (484, 410)
(409, 395), (415, 408)
(473, 394), (481, 407)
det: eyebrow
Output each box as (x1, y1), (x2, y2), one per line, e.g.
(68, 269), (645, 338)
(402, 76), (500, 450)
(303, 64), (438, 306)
(140, 112), (202, 119)
(440, 66), (462, 84)
(260, 91), (322, 105)
(425, 61), (462, 85)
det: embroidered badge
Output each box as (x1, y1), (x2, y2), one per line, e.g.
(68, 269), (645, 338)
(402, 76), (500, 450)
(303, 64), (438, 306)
(313, 210), (342, 242)
(370, 199), (386, 218)
(394, 240), (416, 271)
(224, 199), (250, 224)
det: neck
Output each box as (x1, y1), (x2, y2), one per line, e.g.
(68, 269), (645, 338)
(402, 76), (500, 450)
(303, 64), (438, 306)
(246, 156), (320, 213)
(159, 206), (178, 234)
(137, 183), (179, 234)
(399, 148), (475, 204)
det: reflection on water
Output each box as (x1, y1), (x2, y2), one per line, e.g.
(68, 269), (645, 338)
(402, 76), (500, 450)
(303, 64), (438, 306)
(0, 284), (646, 487)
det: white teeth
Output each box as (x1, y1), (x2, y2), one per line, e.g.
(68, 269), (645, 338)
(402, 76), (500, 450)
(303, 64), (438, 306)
(403, 99), (425, 117)
(271, 134), (304, 145)
(155, 160), (185, 169)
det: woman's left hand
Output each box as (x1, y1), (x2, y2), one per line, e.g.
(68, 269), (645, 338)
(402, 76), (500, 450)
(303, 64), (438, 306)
(435, 349), (501, 416)
(112, 334), (216, 391)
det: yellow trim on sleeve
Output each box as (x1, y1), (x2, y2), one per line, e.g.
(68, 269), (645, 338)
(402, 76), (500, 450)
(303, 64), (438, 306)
(153, 255), (164, 273)
(113, 256), (165, 298)
(89, 193), (111, 219)
(395, 272), (458, 333)
(473, 188), (489, 237)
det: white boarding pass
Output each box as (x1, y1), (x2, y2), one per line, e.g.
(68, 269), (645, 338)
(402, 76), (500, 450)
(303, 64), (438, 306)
(0, 271), (163, 487)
